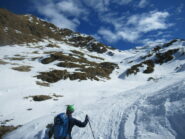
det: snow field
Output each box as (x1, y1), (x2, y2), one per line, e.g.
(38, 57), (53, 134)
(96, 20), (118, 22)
(0, 40), (185, 139)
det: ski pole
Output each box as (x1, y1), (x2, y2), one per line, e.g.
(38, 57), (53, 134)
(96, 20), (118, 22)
(88, 119), (96, 139)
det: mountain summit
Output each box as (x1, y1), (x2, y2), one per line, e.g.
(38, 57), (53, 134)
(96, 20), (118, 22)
(0, 8), (108, 53)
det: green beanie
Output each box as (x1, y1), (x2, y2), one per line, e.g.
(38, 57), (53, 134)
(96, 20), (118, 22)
(67, 105), (75, 113)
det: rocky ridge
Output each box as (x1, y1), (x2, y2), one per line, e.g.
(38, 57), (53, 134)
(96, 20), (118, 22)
(0, 8), (108, 53)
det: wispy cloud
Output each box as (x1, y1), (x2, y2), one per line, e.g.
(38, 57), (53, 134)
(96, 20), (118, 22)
(33, 0), (88, 30)
(141, 38), (167, 46)
(97, 11), (171, 42)
(33, 0), (172, 45)
(118, 29), (140, 42)
(56, 0), (87, 17)
(128, 11), (170, 32)
(33, 0), (135, 30)
(98, 28), (118, 42)
(176, 3), (184, 13)
(82, 0), (133, 12)
(138, 0), (148, 8)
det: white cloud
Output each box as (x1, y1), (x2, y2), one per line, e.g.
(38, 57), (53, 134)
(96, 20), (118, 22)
(141, 38), (167, 46)
(33, 0), (172, 44)
(33, 0), (135, 31)
(82, 0), (133, 13)
(98, 11), (171, 42)
(57, 0), (86, 17)
(33, 0), (88, 30)
(118, 30), (140, 42)
(98, 28), (119, 42)
(135, 11), (170, 32)
(82, 0), (110, 12)
(138, 0), (148, 8)
(97, 27), (140, 43)
(38, 3), (77, 29)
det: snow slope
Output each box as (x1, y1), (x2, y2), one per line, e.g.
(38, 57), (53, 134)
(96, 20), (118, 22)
(1, 39), (185, 139)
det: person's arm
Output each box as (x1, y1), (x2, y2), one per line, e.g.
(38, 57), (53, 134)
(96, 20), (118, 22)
(73, 115), (89, 127)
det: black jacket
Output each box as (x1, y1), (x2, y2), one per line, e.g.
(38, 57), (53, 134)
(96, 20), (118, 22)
(67, 114), (88, 138)
(51, 114), (88, 139)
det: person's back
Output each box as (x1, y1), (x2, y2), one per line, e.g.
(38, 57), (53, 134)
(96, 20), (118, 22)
(52, 105), (89, 139)
(53, 113), (69, 139)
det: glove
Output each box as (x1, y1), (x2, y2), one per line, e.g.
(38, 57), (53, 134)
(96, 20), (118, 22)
(85, 115), (89, 122)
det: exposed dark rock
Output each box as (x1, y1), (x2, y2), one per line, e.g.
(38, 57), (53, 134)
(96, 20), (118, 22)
(0, 125), (21, 139)
(37, 70), (69, 83)
(0, 8), (63, 45)
(46, 43), (60, 48)
(32, 51), (39, 54)
(107, 51), (114, 56)
(99, 62), (119, 72)
(7, 57), (25, 61)
(77, 62), (118, 79)
(127, 64), (140, 75)
(155, 49), (179, 64)
(68, 36), (93, 47)
(162, 39), (178, 48)
(126, 46), (180, 76)
(36, 81), (50, 87)
(67, 35), (108, 53)
(0, 119), (13, 125)
(79, 67), (104, 79)
(39, 51), (118, 82)
(41, 52), (97, 66)
(37, 61), (118, 82)
(88, 43), (107, 53)
(152, 46), (161, 52)
(36, 69), (99, 82)
(57, 62), (85, 68)
(32, 95), (52, 101)
(0, 59), (8, 64)
(127, 60), (154, 76)
(88, 55), (104, 60)
(128, 61), (133, 63)
(69, 72), (94, 80)
(147, 77), (155, 81)
(41, 57), (56, 64)
(143, 60), (155, 73)
(12, 65), (32, 72)
(59, 28), (73, 36)
(70, 50), (84, 56)
(25, 95), (52, 101)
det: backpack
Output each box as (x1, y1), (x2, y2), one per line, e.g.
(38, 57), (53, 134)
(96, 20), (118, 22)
(53, 113), (69, 139)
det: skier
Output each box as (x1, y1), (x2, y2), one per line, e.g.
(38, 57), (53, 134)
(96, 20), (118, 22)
(49, 105), (89, 139)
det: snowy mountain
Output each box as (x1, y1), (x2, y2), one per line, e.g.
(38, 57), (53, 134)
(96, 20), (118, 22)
(0, 8), (185, 139)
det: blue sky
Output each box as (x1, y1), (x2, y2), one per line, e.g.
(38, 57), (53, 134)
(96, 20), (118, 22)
(0, 0), (185, 50)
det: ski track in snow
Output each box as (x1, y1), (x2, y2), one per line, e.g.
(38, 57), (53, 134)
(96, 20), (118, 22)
(1, 40), (185, 139)
(6, 77), (184, 139)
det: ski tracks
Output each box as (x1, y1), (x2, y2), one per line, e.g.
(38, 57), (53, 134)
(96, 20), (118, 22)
(80, 79), (185, 139)
(119, 80), (185, 139)
(72, 88), (147, 139)
(3, 79), (185, 139)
